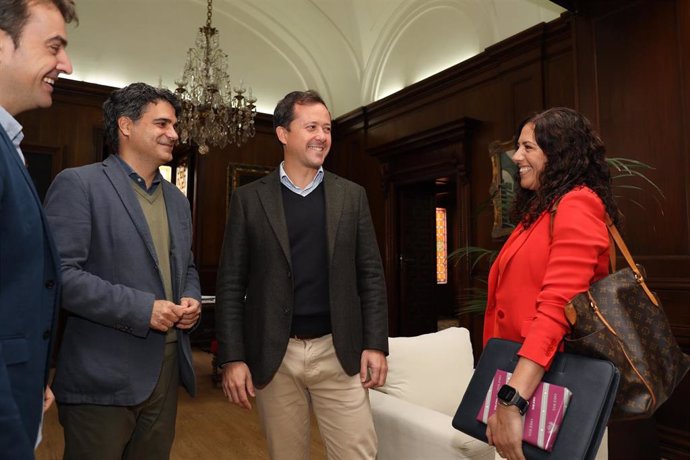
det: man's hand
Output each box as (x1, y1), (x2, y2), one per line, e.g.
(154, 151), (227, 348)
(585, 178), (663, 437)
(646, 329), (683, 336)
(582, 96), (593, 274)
(150, 300), (183, 332)
(43, 385), (55, 413)
(221, 362), (255, 410)
(360, 349), (388, 389)
(176, 297), (201, 329)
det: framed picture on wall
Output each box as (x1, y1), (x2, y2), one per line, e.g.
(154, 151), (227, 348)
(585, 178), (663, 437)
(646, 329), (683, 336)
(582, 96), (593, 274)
(489, 139), (517, 239)
(226, 163), (274, 212)
(173, 155), (190, 197)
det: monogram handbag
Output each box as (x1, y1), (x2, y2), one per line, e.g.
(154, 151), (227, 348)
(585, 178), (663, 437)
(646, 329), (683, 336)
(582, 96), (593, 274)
(562, 215), (690, 421)
(453, 338), (619, 460)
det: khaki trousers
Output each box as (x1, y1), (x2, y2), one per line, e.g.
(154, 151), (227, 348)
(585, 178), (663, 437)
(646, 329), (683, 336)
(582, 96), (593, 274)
(58, 342), (180, 460)
(256, 334), (377, 460)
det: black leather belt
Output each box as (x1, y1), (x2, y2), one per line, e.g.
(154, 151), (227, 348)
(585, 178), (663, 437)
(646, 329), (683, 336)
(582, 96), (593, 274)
(290, 334), (324, 340)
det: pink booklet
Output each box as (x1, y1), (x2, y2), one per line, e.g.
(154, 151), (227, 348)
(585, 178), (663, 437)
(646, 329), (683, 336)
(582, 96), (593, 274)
(476, 369), (572, 452)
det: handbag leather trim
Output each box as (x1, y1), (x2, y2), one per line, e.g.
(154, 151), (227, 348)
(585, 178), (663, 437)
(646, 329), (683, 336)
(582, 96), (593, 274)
(604, 216), (660, 307)
(586, 291), (657, 410)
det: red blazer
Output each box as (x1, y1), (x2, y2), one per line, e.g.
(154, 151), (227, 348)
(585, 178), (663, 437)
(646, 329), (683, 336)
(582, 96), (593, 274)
(483, 187), (610, 368)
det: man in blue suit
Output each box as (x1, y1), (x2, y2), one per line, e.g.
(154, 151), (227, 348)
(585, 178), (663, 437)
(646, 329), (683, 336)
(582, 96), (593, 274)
(44, 83), (201, 459)
(0, 1), (77, 458)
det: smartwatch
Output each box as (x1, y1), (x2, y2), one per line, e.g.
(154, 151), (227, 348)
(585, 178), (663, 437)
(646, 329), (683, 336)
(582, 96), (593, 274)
(497, 384), (529, 415)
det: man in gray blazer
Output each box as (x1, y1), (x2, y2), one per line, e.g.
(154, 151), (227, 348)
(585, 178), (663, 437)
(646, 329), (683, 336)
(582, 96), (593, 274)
(44, 83), (201, 459)
(216, 90), (389, 459)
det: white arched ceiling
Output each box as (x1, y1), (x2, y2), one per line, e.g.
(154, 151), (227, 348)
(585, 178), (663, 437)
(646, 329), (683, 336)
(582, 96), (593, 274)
(62, 0), (563, 117)
(489, 0), (566, 43)
(232, 0), (364, 115)
(367, 1), (483, 101)
(364, 0), (563, 102)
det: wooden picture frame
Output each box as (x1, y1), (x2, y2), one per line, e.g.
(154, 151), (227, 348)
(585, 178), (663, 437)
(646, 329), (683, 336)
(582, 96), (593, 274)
(489, 139), (517, 239)
(226, 163), (274, 211)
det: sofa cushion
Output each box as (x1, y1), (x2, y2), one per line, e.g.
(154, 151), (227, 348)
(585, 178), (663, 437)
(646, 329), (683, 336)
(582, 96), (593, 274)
(377, 327), (475, 417)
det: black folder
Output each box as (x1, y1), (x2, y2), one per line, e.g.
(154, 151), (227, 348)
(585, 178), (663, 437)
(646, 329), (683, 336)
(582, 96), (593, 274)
(452, 338), (619, 460)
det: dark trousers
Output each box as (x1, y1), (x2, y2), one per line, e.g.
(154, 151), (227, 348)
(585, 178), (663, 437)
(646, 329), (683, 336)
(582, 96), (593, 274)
(58, 343), (180, 460)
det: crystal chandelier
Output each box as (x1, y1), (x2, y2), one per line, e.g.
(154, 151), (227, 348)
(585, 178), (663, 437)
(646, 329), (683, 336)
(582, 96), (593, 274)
(174, 0), (257, 154)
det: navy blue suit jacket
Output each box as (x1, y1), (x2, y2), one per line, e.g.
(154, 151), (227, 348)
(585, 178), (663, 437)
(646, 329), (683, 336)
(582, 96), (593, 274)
(0, 125), (61, 458)
(44, 155), (201, 405)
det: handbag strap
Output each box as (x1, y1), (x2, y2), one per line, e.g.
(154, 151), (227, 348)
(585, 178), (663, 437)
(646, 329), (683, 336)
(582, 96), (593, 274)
(604, 215), (659, 307)
(549, 199), (659, 307)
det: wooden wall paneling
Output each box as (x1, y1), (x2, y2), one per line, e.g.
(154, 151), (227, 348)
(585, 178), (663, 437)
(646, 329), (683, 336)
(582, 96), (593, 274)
(328, 109), (386, 243)
(362, 19), (572, 148)
(192, 113), (283, 294)
(677, 19), (690, 450)
(656, 371), (690, 459)
(331, 108), (390, 270)
(509, 66), (544, 128)
(367, 119), (478, 336)
(571, 5), (598, 121)
(17, 80), (110, 171)
(679, 0), (690, 260)
(543, 51), (576, 109)
(359, 17), (574, 254)
(331, 15), (575, 348)
(193, 147), (227, 293)
(589, 0), (690, 349)
(594, 0), (687, 253)
(397, 181), (437, 335)
(570, 1), (690, 457)
(22, 144), (63, 201)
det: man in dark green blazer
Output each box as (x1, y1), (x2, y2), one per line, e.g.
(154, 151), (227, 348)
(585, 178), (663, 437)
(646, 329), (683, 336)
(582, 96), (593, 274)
(216, 90), (389, 459)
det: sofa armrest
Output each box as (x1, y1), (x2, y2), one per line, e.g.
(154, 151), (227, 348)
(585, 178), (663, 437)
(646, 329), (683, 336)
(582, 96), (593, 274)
(370, 390), (495, 460)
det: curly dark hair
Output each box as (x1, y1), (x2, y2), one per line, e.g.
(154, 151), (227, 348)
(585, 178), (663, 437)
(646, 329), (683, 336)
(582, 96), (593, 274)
(0, 0), (78, 48)
(103, 82), (181, 153)
(273, 90), (329, 131)
(510, 107), (620, 228)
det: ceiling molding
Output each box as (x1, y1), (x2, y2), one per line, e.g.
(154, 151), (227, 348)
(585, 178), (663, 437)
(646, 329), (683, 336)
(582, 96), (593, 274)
(62, 0), (563, 117)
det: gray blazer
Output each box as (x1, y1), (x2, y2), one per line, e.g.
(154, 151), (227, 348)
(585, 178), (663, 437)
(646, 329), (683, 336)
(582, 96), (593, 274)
(44, 155), (201, 405)
(215, 170), (388, 388)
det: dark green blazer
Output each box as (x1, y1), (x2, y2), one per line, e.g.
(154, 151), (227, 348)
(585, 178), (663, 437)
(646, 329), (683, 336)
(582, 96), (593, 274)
(215, 170), (388, 387)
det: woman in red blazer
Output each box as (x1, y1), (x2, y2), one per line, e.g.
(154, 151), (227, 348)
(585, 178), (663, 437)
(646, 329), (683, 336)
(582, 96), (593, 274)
(484, 108), (620, 460)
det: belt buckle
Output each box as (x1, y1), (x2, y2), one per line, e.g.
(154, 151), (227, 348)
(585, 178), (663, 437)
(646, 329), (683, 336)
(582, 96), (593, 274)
(291, 334), (320, 340)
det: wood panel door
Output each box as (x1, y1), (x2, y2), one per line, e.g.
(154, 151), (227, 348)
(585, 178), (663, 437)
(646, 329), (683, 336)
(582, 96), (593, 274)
(397, 181), (437, 336)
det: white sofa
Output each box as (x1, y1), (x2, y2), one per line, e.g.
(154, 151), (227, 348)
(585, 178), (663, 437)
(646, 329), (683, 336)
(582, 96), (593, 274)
(370, 327), (609, 460)
(370, 327), (495, 460)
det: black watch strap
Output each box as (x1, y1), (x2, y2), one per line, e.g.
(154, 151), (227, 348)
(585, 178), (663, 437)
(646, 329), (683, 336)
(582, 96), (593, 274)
(497, 384), (529, 415)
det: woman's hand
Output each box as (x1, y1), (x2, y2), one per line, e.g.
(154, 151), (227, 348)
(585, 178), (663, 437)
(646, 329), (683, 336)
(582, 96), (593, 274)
(486, 356), (545, 460)
(486, 404), (526, 460)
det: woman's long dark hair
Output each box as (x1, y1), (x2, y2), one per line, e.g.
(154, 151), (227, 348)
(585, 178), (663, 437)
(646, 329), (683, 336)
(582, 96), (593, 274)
(510, 107), (620, 228)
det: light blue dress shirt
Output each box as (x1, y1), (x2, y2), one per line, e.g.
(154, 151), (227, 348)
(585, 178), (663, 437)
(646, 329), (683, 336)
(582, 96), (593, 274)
(279, 161), (324, 197)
